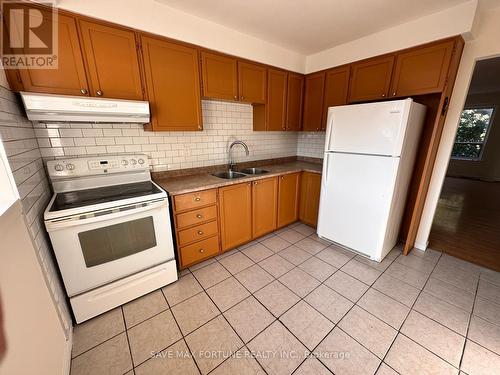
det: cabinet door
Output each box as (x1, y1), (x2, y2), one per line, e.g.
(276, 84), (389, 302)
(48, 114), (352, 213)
(200, 51), (238, 100)
(266, 69), (287, 131)
(252, 177), (278, 238)
(11, 9), (89, 96)
(302, 72), (325, 131)
(299, 172), (322, 227)
(277, 173), (301, 228)
(141, 36), (202, 131)
(348, 56), (394, 103)
(390, 40), (454, 97)
(322, 66), (349, 129)
(238, 61), (267, 103)
(286, 73), (304, 131)
(219, 183), (252, 251)
(78, 20), (143, 100)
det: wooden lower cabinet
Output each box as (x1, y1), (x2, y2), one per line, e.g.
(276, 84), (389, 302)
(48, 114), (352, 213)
(277, 173), (301, 228)
(299, 172), (322, 227)
(179, 236), (219, 267)
(219, 182), (253, 251)
(252, 177), (278, 238)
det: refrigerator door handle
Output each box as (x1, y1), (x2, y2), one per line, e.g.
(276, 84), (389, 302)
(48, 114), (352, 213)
(323, 154), (329, 185)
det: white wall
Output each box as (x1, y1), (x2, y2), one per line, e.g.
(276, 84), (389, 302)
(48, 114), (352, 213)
(305, 0), (478, 73)
(416, 3), (500, 250)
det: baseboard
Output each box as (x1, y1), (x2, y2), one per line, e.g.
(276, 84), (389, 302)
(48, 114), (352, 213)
(414, 240), (428, 251)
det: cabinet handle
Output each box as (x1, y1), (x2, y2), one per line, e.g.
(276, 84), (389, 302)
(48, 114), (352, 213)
(381, 93), (386, 97)
(80, 88), (87, 95)
(194, 197), (201, 202)
(196, 214), (203, 219)
(240, 96), (244, 100)
(253, 181), (258, 185)
(197, 230), (204, 235)
(233, 95), (237, 100)
(199, 248), (204, 253)
(281, 176), (284, 180)
(96, 90), (103, 96)
(392, 92), (397, 96)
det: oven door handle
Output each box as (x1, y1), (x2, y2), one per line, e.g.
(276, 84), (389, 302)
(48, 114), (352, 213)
(45, 199), (167, 231)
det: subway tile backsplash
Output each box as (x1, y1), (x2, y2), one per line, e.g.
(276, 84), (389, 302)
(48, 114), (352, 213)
(297, 131), (326, 159)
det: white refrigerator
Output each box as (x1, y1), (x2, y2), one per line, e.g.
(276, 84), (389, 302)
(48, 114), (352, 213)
(317, 99), (426, 261)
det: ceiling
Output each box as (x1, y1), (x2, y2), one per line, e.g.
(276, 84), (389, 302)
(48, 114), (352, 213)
(469, 57), (500, 95)
(155, 0), (469, 54)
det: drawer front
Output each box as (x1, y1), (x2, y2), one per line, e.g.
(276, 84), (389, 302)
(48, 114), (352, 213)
(180, 235), (219, 267)
(176, 205), (217, 229)
(174, 189), (217, 211)
(178, 220), (218, 246)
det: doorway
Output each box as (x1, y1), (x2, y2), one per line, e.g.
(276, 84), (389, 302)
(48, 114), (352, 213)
(429, 57), (500, 271)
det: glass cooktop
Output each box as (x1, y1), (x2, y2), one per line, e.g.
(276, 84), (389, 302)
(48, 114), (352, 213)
(50, 181), (162, 212)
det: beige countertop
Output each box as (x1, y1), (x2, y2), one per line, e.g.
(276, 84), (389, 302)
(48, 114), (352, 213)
(154, 161), (322, 196)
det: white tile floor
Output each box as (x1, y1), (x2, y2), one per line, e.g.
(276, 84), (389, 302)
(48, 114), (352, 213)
(70, 222), (500, 375)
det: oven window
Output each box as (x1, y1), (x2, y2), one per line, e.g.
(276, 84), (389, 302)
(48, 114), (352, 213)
(78, 216), (157, 267)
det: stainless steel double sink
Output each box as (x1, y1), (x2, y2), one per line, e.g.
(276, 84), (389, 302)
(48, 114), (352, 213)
(211, 168), (269, 179)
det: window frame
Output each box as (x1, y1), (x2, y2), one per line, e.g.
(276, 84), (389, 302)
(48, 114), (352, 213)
(451, 105), (496, 161)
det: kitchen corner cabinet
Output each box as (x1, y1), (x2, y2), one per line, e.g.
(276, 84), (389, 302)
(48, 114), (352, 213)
(286, 73), (304, 131)
(390, 40), (454, 97)
(78, 20), (144, 100)
(302, 72), (325, 131)
(219, 183), (253, 251)
(200, 51), (238, 100)
(322, 66), (350, 129)
(299, 172), (322, 227)
(252, 177), (278, 238)
(277, 173), (301, 228)
(266, 69), (288, 131)
(141, 36), (202, 131)
(238, 61), (267, 103)
(348, 55), (395, 103)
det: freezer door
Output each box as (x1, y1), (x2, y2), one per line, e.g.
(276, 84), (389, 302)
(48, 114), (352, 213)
(317, 152), (400, 259)
(324, 99), (412, 156)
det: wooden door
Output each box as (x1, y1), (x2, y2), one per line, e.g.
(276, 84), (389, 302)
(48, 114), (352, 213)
(219, 183), (252, 251)
(302, 72), (325, 131)
(286, 73), (304, 131)
(10, 9), (89, 96)
(78, 20), (143, 100)
(252, 177), (278, 238)
(266, 69), (287, 131)
(277, 173), (301, 228)
(141, 36), (202, 131)
(348, 55), (394, 103)
(299, 172), (322, 227)
(238, 61), (267, 103)
(200, 51), (238, 100)
(390, 40), (454, 97)
(322, 66), (350, 129)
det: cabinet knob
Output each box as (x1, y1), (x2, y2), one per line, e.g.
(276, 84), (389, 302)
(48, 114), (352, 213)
(196, 214), (203, 219)
(194, 197), (201, 202)
(197, 230), (204, 235)
(281, 176), (284, 180)
(240, 96), (244, 100)
(199, 248), (204, 253)
(392, 92), (397, 96)
(233, 95), (237, 100)
(80, 88), (87, 95)
(381, 93), (386, 97)
(253, 181), (258, 185)
(198, 125), (202, 130)
(96, 90), (103, 96)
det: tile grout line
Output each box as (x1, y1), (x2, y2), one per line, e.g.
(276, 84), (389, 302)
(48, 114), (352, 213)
(120, 307), (135, 374)
(458, 271), (481, 370)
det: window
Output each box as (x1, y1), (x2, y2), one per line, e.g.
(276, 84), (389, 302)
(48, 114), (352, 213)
(451, 107), (495, 160)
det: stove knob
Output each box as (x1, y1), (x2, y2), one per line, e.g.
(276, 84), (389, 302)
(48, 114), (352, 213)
(138, 158), (145, 165)
(66, 163), (75, 171)
(121, 159), (129, 166)
(54, 164), (64, 171)
(130, 159), (137, 165)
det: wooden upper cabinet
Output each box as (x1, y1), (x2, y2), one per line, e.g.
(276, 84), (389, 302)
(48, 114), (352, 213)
(266, 69), (287, 131)
(200, 51), (238, 100)
(219, 183), (252, 251)
(299, 172), (322, 227)
(78, 20), (143, 100)
(302, 72), (325, 131)
(322, 66), (350, 129)
(252, 177), (278, 238)
(140, 36), (202, 131)
(277, 173), (301, 228)
(238, 61), (267, 103)
(286, 73), (304, 131)
(11, 9), (89, 96)
(390, 40), (455, 97)
(348, 55), (395, 103)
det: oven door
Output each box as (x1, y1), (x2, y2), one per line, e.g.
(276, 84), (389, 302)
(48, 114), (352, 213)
(45, 199), (175, 296)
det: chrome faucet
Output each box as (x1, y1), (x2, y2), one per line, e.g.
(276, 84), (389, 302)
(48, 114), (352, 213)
(228, 140), (249, 171)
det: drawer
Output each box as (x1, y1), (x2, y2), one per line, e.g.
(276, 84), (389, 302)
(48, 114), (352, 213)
(174, 189), (217, 212)
(176, 205), (217, 229)
(177, 220), (218, 246)
(179, 235), (219, 268)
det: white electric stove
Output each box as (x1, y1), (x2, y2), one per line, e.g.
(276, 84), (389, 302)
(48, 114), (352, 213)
(44, 154), (177, 323)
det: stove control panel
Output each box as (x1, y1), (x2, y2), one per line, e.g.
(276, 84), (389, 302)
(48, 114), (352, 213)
(47, 154), (150, 178)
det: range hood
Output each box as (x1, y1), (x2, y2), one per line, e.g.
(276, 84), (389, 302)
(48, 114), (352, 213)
(20, 92), (150, 123)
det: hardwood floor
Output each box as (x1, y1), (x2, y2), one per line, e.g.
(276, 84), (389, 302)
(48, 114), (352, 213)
(429, 176), (500, 271)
